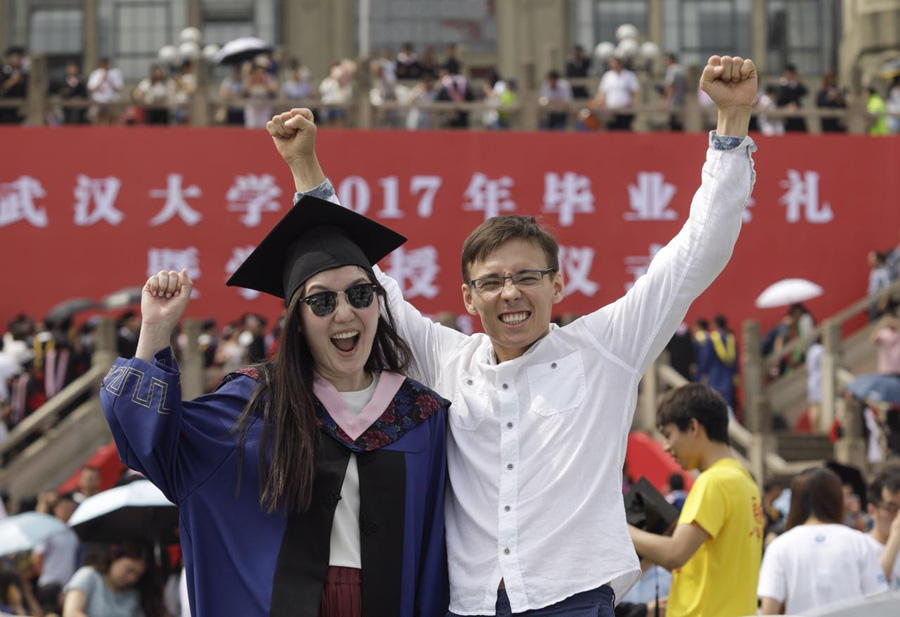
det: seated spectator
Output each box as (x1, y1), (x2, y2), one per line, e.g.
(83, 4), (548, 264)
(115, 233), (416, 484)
(816, 70), (846, 133)
(370, 60), (399, 127)
(442, 43), (462, 76)
(63, 543), (163, 617)
(869, 250), (894, 321)
(888, 75), (900, 134)
(318, 61), (354, 126)
(867, 84), (890, 136)
(437, 67), (474, 128)
(173, 60), (196, 124)
(405, 73), (438, 130)
(540, 70), (572, 130)
(133, 64), (174, 125)
(87, 57), (123, 125)
(396, 42), (422, 80)
(0, 46), (28, 124)
(758, 466), (888, 614)
(214, 322), (247, 373)
(418, 45), (439, 79)
(565, 45), (591, 99)
(594, 56), (639, 131)
(242, 59), (277, 129)
(218, 63), (245, 126)
(776, 63), (808, 132)
(53, 61), (88, 124)
(280, 58), (312, 101)
(663, 53), (687, 131)
(756, 84), (784, 136)
(379, 47), (397, 84)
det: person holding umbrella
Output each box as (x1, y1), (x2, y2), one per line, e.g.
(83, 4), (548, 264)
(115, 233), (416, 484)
(99, 194), (450, 615)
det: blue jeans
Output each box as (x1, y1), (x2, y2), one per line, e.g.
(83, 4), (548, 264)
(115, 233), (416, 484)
(448, 585), (615, 617)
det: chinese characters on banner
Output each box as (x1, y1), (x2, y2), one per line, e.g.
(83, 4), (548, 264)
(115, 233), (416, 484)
(1, 128), (888, 335)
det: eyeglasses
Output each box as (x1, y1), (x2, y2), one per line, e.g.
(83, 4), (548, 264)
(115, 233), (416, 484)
(467, 269), (555, 295)
(297, 283), (380, 317)
(878, 502), (900, 515)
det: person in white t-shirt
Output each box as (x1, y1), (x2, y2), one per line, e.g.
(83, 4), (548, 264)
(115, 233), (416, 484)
(594, 56), (640, 131)
(87, 57), (123, 125)
(865, 466), (900, 591)
(758, 466), (888, 614)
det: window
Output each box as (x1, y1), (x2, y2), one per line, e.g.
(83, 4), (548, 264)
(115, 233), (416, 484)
(113, 0), (171, 81)
(767, 0), (837, 76)
(665, 0), (752, 69)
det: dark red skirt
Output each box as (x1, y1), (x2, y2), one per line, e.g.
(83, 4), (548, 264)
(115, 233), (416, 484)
(319, 566), (362, 617)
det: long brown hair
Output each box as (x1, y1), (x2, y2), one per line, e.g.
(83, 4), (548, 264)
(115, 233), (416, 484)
(785, 467), (844, 530)
(233, 278), (412, 514)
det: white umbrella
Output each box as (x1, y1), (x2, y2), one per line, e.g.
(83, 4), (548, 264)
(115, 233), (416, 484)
(755, 278), (823, 309)
(0, 512), (67, 556)
(213, 37), (272, 65)
(68, 480), (178, 544)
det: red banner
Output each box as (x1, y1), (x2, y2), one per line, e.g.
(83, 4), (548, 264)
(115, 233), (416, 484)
(2, 128), (899, 338)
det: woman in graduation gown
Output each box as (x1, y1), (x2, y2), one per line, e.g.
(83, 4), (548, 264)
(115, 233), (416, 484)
(99, 195), (450, 616)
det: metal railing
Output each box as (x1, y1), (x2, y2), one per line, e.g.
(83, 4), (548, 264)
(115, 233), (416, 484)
(4, 55), (900, 132)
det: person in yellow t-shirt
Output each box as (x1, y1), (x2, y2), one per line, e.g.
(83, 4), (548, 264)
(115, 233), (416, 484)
(630, 384), (764, 617)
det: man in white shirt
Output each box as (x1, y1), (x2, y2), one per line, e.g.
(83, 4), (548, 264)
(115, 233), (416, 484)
(539, 70), (573, 130)
(865, 466), (900, 590)
(87, 57), (123, 125)
(594, 56), (640, 131)
(267, 54), (757, 615)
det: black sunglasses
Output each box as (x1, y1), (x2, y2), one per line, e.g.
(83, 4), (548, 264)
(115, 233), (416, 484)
(297, 283), (380, 317)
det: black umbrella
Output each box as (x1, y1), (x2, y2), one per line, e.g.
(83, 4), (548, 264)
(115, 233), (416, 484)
(68, 480), (179, 545)
(213, 37), (272, 65)
(101, 287), (143, 310)
(625, 476), (679, 535)
(46, 298), (97, 323)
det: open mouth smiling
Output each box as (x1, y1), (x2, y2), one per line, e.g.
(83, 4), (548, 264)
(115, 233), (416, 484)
(331, 330), (360, 352)
(500, 311), (530, 325)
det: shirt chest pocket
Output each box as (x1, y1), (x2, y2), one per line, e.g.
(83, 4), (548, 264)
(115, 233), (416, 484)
(449, 375), (487, 431)
(526, 352), (587, 416)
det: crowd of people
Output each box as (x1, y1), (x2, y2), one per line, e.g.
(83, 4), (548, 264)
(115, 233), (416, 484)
(4, 53), (900, 617)
(5, 43), (900, 132)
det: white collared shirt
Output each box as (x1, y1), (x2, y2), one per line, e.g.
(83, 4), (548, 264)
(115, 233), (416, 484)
(298, 133), (756, 614)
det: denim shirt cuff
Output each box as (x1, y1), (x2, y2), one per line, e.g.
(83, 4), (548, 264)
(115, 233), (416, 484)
(292, 178), (335, 205)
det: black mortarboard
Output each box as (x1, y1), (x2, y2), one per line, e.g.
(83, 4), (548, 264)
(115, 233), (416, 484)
(624, 476), (680, 535)
(226, 195), (406, 306)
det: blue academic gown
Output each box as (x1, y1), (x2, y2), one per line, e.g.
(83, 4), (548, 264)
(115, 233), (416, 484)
(100, 349), (449, 617)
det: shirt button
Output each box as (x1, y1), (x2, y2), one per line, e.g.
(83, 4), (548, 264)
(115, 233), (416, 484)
(502, 383), (509, 390)
(504, 548), (511, 555)
(551, 362), (557, 369)
(467, 379), (473, 385)
(507, 463), (514, 470)
(507, 422), (513, 429)
(504, 505), (511, 512)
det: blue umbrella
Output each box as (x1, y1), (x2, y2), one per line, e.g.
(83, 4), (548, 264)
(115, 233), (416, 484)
(848, 373), (900, 405)
(0, 512), (67, 556)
